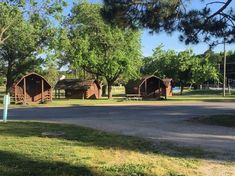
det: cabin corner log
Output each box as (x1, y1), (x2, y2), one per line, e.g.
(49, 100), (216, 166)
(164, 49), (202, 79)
(24, 77), (26, 103)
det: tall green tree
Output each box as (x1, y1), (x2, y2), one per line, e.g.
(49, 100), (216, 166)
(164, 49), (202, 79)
(142, 46), (220, 94)
(41, 55), (60, 86)
(0, 1), (66, 92)
(60, 2), (142, 99)
(191, 55), (220, 87)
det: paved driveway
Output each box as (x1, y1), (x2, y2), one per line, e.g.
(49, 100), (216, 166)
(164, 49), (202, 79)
(4, 102), (235, 154)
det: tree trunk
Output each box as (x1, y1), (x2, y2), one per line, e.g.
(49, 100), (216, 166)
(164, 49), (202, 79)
(102, 85), (107, 96)
(74, 69), (78, 78)
(180, 85), (184, 95)
(6, 78), (12, 94)
(6, 68), (13, 94)
(82, 91), (85, 100)
(107, 82), (112, 99)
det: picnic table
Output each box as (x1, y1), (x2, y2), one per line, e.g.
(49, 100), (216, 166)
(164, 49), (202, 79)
(126, 94), (142, 100)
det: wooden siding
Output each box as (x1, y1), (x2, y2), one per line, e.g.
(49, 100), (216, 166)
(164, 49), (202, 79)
(11, 73), (52, 103)
(56, 79), (100, 99)
(125, 75), (173, 99)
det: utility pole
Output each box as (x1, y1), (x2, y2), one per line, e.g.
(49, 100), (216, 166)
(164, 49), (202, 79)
(223, 37), (227, 97)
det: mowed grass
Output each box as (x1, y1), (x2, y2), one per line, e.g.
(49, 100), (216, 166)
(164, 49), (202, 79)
(192, 114), (235, 127)
(170, 89), (235, 102)
(27, 89), (235, 106)
(0, 121), (220, 176)
(176, 89), (228, 96)
(10, 95), (235, 108)
(42, 95), (235, 107)
(0, 88), (235, 108)
(168, 95), (235, 102)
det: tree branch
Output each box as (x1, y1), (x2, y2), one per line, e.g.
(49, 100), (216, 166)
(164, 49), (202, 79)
(207, 0), (232, 20)
(206, 1), (226, 8)
(0, 25), (10, 45)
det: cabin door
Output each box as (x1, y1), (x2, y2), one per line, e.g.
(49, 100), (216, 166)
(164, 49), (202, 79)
(26, 77), (42, 102)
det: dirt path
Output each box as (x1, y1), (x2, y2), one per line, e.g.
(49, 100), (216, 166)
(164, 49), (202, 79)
(6, 102), (235, 159)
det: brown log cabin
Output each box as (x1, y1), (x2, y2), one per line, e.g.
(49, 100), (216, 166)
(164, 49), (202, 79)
(54, 79), (100, 99)
(11, 73), (52, 104)
(125, 75), (173, 99)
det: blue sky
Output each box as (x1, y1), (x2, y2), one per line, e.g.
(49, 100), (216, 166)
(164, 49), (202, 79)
(66, 0), (235, 56)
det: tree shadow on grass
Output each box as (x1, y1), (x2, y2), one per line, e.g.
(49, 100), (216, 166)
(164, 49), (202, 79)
(0, 150), (97, 176)
(3, 103), (235, 162)
(0, 122), (227, 163)
(201, 99), (235, 102)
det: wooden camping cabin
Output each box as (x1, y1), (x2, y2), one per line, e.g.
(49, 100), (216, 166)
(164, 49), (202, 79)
(11, 73), (52, 104)
(55, 79), (100, 99)
(125, 75), (173, 99)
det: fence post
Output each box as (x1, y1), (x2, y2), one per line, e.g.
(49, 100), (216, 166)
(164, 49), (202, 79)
(3, 94), (10, 123)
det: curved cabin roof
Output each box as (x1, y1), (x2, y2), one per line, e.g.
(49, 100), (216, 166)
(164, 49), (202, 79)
(125, 75), (168, 95)
(126, 75), (166, 88)
(55, 79), (100, 90)
(13, 72), (52, 88)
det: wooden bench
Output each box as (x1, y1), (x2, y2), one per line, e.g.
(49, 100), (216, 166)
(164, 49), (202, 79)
(126, 94), (142, 100)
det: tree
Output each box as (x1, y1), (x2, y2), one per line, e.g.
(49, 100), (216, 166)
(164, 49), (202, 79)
(142, 46), (178, 79)
(142, 46), (220, 94)
(0, 1), (66, 92)
(60, 2), (142, 99)
(102, 0), (181, 32)
(178, 0), (235, 47)
(41, 56), (60, 86)
(142, 46), (192, 94)
(191, 55), (220, 87)
(102, 0), (235, 47)
(206, 50), (235, 88)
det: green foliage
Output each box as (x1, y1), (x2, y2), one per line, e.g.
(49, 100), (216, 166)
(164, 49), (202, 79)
(191, 55), (220, 86)
(207, 50), (235, 63)
(103, 1), (235, 47)
(0, 76), (5, 86)
(40, 50), (62, 86)
(60, 2), (142, 98)
(142, 45), (220, 94)
(102, 0), (181, 32)
(42, 62), (59, 86)
(0, 1), (66, 92)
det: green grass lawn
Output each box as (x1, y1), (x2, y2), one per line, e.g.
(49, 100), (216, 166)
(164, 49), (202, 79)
(170, 89), (235, 102)
(9, 92), (235, 107)
(1, 121), (232, 176)
(192, 114), (235, 127)
(176, 89), (232, 96)
(1, 88), (235, 108)
(41, 94), (235, 107)
(0, 96), (234, 108)
(168, 95), (235, 102)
